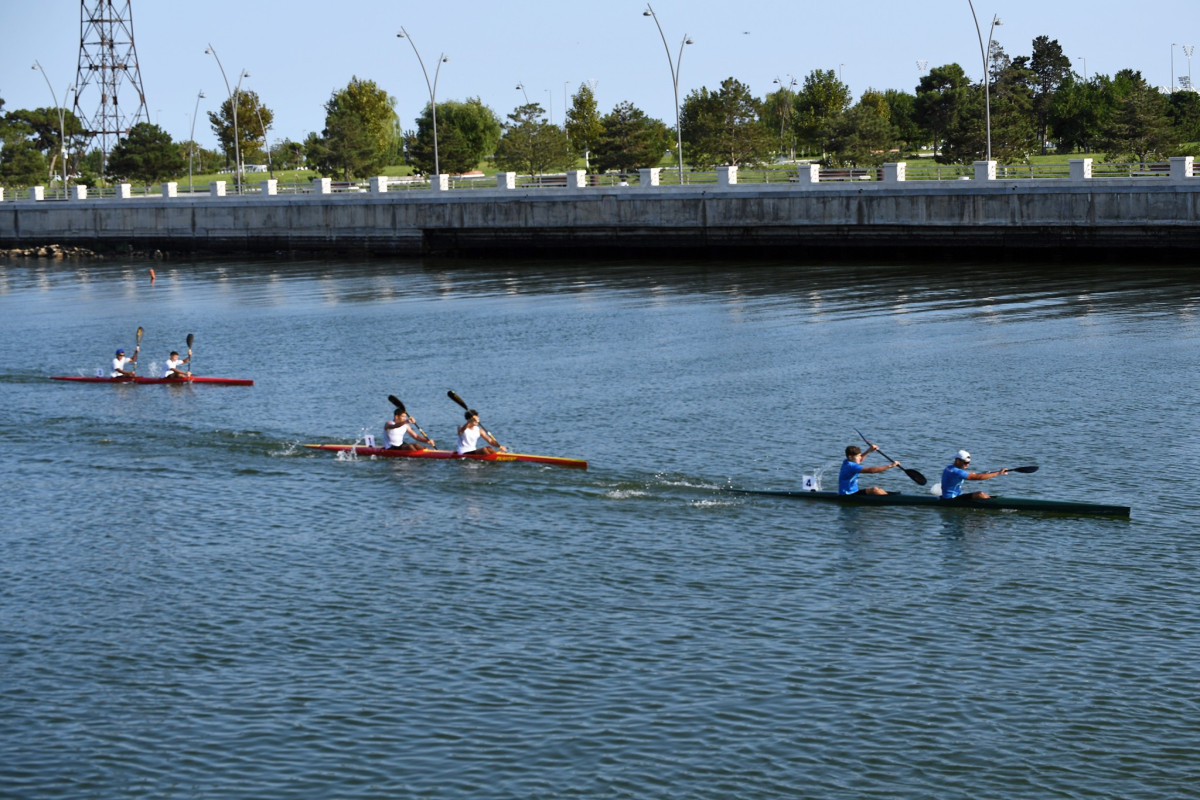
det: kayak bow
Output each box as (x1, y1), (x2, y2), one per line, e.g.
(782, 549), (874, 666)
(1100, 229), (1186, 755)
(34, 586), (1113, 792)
(304, 444), (587, 470)
(727, 488), (1130, 517)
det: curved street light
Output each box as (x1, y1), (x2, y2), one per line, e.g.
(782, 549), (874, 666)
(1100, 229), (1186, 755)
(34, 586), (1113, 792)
(32, 60), (75, 197)
(204, 45), (248, 195)
(516, 82), (530, 105)
(188, 89), (205, 193)
(772, 74), (797, 161)
(967, 2), (1002, 163)
(397, 27), (449, 177)
(643, 3), (692, 185)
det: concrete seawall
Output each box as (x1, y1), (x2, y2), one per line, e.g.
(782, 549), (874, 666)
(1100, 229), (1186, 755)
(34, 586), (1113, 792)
(4, 176), (1200, 259)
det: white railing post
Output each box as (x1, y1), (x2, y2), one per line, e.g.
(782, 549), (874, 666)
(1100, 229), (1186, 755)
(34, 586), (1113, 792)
(882, 162), (907, 182)
(1170, 156), (1194, 183)
(638, 168), (661, 187)
(974, 161), (997, 181)
(369, 176), (388, 193)
(794, 164), (820, 185)
(70, 185), (88, 200)
(117, 184), (132, 199)
(210, 181), (227, 197)
(32, 186), (46, 201)
(312, 178), (331, 194)
(566, 170), (586, 190)
(716, 166), (738, 186)
(497, 172), (516, 190)
(0, 188), (5, 202)
(261, 179), (277, 196)
(1069, 158), (1093, 181)
(162, 182), (178, 198)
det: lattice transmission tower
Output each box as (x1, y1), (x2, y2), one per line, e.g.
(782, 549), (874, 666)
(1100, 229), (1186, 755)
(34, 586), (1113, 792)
(72, 0), (150, 175)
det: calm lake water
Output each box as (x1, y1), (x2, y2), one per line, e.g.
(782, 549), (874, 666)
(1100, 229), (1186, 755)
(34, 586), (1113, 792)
(1, 255), (1198, 799)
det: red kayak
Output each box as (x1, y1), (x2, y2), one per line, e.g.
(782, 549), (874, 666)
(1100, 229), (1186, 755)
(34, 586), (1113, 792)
(304, 443), (587, 470)
(51, 375), (254, 386)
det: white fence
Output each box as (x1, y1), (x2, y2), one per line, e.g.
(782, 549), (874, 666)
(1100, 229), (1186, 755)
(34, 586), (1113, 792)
(0, 157), (1194, 202)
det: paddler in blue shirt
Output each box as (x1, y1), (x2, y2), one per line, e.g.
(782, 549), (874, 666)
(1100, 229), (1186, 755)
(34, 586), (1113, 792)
(940, 450), (1007, 500)
(838, 444), (900, 495)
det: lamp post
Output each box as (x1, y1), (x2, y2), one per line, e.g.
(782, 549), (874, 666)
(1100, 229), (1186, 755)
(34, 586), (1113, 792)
(563, 81), (571, 121)
(253, 103), (273, 179)
(545, 89), (554, 125)
(397, 27), (449, 178)
(32, 61), (74, 197)
(967, 1), (1002, 163)
(1078, 56), (1087, 82)
(188, 90), (205, 193)
(516, 82), (530, 104)
(1172, 43), (1178, 92)
(1185, 45), (1195, 91)
(204, 45), (248, 195)
(772, 74), (797, 161)
(642, 3), (692, 185)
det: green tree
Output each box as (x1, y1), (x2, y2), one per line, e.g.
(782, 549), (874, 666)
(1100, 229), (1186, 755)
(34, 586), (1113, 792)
(914, 63), (971, 160)
(829, 89), (895, 166)
(207, 90), (273, 170)
(680, 77), (774, 168)
(273, 139), (307, 170)
(107, 122), (185, 184)
(1029, 35), (1073, 153)
(565, 84), (603, 168)
(883, 89), (922, 152)
(0, 138), (47, 187)
(761, 84), (798, 160)
(3, 106), (87, 183)
(590, 101), (671, 174)
(989, 54), (1039, 161)
(1097, 69), (1178, 164)
(309, 77), (398, 179)
(1051, 74), (1113, 152)
(494, 103), (571, 176)
(793, 69), (852, 158)
(409, 97), (501, 175)
(1167, 90), (1200, 144)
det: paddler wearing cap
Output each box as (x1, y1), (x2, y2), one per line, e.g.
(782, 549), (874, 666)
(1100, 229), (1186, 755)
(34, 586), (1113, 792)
(110, 346), (138, 378)
(940, 450), (1008, 500)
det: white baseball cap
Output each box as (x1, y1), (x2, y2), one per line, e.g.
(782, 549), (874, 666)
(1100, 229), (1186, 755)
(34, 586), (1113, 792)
(956, 450), (971, 462)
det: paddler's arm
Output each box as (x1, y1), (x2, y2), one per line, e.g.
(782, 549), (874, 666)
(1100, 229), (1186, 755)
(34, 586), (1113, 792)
(968, 468), (1008, 480)
(860, 460), (900, 475)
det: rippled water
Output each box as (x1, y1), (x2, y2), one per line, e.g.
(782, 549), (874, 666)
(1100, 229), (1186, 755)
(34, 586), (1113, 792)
(2, 256), (1198, 798)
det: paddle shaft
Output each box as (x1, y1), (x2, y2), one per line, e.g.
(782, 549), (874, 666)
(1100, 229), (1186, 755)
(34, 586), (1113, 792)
(854, 427), (927, 486)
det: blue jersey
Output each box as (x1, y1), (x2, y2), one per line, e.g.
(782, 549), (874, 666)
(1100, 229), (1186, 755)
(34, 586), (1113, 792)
(839, 459), (864, 495)
(941, 464), (970, 498)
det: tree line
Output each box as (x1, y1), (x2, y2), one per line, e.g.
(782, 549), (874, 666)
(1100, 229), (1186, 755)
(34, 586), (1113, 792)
(2, 34), (1199, 188)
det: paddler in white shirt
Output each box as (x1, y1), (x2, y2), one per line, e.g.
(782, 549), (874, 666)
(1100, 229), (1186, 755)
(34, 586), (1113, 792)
(456, 409), (505, 455)
(164, 351), (191, 379)
(111, 347), (138, 378)
(385, 407), (436, 451)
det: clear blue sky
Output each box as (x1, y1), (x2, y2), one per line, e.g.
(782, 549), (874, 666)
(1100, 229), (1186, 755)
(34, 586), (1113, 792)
(2, 0), (1197, 150)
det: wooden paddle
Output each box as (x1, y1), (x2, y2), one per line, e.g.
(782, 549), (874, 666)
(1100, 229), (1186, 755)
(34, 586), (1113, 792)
(854, 427), (927, 486)
(186, 333), (194, 376)
(388, 394), (432, 442)
(447, 390), (500, 447)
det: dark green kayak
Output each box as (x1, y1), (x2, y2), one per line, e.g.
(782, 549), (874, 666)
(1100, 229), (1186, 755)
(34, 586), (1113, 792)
(727, 488), (1131, 518)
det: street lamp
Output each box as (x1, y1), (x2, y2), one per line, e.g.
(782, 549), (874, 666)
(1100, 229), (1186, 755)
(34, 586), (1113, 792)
(31, 61), (74, 197)
(545, 89), (554, 125)
(1078, 56), (1087, 82)
(563, 81), (571, 121)
(188, 90), (205, 193)
(204, 45), (248, 195)
(397, 27), (449, 177)
(1185, 45), (1195, 91)
(1172, 43), (1178, 92)
(967, 2), (1002, 163)
(917, 59), (929, 74)
(642, 3), (692, 185)
(516, 82), (530, 104)
(772, 74), (797, 161)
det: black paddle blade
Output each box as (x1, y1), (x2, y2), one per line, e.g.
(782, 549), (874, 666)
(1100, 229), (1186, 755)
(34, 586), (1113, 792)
(447, 390), (468, 410)
(1011, 465), (1039, 473)
(903, 467), (928, 486)
(388, 395), (405, 412)
(186, 333), (194, 349)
